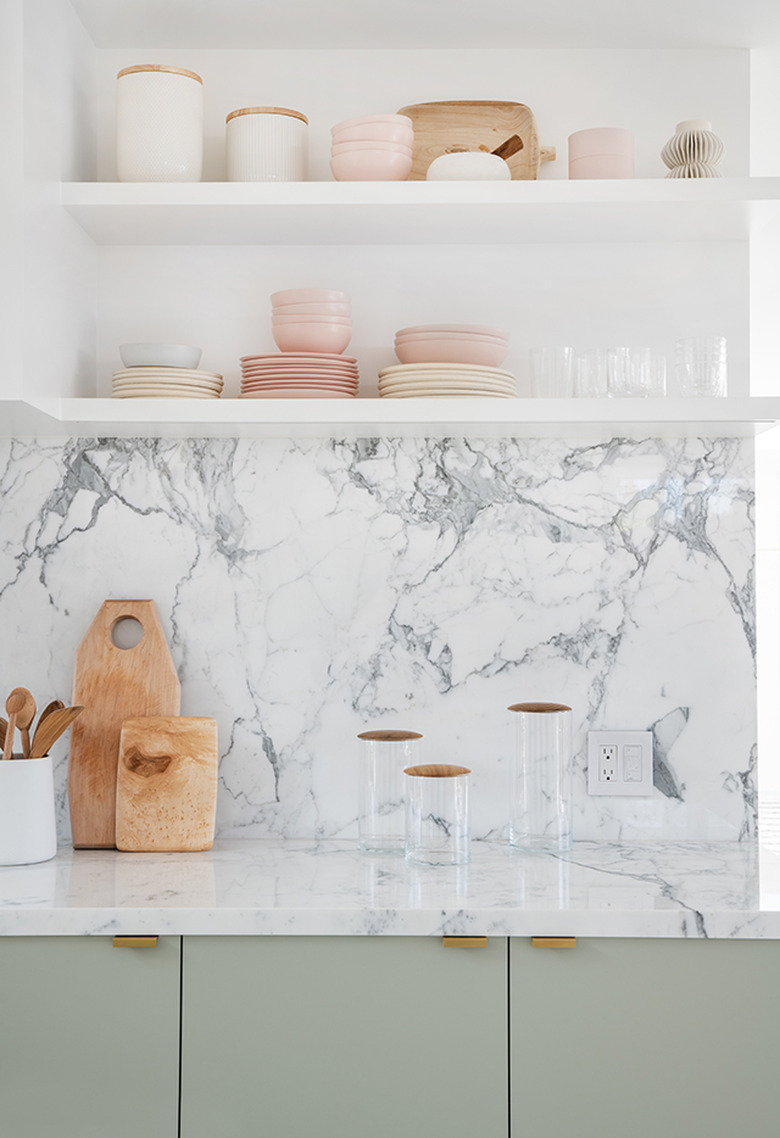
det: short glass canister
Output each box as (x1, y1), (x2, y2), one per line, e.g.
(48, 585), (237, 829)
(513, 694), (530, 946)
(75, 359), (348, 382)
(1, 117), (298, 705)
(404, 764), (471, 866)
(357, 729), (422, 855)
(508, 702), (573, 852)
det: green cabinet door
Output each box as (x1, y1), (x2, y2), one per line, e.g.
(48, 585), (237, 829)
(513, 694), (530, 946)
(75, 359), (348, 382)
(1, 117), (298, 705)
(0, 935), (180, 1138)
(510, 938), (780, 1138)
(181, 936), (508, 1138)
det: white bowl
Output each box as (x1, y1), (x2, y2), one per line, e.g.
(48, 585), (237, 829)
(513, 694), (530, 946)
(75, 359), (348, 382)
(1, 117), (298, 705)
(426, 153), (511, 181)
(119, 342), (202, 369)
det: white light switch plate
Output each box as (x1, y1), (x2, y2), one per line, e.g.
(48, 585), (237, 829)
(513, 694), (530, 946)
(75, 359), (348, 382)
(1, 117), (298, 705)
(587, 731), (654, 796)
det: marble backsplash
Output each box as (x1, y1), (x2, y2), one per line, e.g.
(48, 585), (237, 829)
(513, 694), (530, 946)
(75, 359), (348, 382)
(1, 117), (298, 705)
(0, 434), (756, 843)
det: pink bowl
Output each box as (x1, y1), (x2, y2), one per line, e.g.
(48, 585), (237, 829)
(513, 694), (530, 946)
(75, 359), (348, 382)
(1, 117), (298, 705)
(330, 149), (412, 182)
(271, 289), (350, 306)
(273, 322), (352, 354)
(332, 114), (413, 133)
(331, 140), (413, 157)
(332, 121), (414, 145)
(271, 301), (352, 316)
(394, 338), (509, 366)
(272, 313), (352, 325)
(395, 323), (508, 339)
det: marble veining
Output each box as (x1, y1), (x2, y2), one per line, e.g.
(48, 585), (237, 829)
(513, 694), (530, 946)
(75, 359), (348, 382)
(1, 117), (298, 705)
(0, 435), (755, 843)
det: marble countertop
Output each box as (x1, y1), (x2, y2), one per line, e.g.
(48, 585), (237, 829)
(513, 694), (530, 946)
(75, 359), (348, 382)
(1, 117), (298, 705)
(3, 839), (780, 938)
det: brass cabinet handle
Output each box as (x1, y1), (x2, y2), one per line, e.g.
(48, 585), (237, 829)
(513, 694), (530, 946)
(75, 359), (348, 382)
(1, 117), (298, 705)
(532, 936), (577, 948)
(112, 935), (159, 948)
(442, 936), (487, 948)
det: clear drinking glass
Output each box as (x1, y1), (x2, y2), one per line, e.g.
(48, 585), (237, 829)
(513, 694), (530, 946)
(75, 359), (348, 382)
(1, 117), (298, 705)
(404, 764), (471, 866)
(606, 346), (633, 397)
(508, 702), (573, 852)
(530, 347), (574, 397)
(675, 336), (728, 396)
(358, 729), (422, 854)
(573, 348), (609, 397)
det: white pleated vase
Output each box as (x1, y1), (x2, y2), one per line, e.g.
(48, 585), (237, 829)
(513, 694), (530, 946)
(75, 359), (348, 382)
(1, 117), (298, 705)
(661, 119), (724, 178)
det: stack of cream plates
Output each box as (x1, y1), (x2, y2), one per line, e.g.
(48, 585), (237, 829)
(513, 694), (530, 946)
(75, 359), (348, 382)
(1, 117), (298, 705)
(377, 363), (516, 398)
(111, 367), (224, 399)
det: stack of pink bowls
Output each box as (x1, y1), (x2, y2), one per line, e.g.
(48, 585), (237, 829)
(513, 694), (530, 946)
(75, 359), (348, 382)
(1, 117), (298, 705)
(330, 115), (413, 181)
(394, 324), (510, 367)
(271, 288), (352, 354)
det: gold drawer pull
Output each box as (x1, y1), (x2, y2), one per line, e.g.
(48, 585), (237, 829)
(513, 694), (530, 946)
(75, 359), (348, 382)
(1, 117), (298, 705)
(532, 936), (577, 949)
(112, 935), (159, 948)
(442, 936), (487, 948)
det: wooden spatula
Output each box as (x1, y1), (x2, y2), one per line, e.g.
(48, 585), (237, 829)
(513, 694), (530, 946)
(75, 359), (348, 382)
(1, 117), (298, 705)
(30, 706), (84, 759)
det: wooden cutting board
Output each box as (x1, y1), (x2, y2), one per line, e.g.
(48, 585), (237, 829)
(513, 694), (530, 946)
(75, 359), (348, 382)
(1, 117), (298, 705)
(116, 717), (218, 852)
(397, 100), (555, 180)
(68, 600), (181, 849)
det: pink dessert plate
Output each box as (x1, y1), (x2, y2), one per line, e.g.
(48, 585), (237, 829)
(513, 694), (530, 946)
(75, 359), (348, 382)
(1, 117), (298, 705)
(239, 388), (355, 399)
(240, 352), (358, 363)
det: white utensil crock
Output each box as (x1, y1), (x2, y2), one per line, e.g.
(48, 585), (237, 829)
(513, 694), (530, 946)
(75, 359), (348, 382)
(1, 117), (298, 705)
(226, 106), (308, 181)
(116, 64), (204, 182)
(0, 756), (57, 865)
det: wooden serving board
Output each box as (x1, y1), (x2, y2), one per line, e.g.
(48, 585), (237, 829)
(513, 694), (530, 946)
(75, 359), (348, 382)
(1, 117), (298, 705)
(397, 100), (555, 180)
(68, 600), (181, 848)
(116, 717), (218, 852)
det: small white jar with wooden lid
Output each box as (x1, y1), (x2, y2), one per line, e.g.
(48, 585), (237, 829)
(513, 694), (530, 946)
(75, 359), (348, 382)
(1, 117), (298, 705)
(116, 64), (203, 182)
(226, 106), (308, 181)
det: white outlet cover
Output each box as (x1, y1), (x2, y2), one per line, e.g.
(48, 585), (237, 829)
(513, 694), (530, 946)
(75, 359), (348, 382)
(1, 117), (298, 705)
(587, 730), (654, 796)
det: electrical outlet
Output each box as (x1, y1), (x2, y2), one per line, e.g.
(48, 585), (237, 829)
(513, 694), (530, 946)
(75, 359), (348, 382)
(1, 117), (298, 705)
(587, 731), (654, 796)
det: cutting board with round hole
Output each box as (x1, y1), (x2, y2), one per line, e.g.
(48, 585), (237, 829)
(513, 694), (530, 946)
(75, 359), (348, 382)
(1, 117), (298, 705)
(396, 100), (556, 180)
(68, 600), (181, 848)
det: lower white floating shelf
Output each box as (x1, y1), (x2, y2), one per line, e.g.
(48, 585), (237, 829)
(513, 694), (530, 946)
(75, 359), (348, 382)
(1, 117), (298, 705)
(3, 397), (780, 440)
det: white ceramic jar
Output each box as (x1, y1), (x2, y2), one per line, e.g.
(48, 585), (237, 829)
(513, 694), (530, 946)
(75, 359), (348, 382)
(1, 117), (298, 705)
(116, 64), (203, 182)
(226, 106), (309, 182)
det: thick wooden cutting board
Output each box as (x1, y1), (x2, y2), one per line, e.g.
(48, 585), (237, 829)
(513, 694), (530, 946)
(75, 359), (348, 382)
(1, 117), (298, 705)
(116, 717), (218, 852)
(68, 600), (181, 848)
(397, 100), (555, 180)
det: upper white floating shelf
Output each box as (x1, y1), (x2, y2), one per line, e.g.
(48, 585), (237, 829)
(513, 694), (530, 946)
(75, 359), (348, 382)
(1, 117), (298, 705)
(68, 0), (780, 49)
(61, 178), (780, 246)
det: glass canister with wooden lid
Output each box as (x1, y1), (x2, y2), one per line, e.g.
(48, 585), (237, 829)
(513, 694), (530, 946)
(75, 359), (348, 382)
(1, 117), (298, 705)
(116, 64), (204, 182)
(508, 702), (573, 851)
(357, 728), (422, 855)
(226, 106), (309, 182)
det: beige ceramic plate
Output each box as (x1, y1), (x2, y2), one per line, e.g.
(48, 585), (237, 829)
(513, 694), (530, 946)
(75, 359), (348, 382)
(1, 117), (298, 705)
(379, 376), (516, 392)
(379, 362), (516, 378)
(112, 378), (223, 391)
(112, 388), (220, 399)
(112, 367), (223, 380)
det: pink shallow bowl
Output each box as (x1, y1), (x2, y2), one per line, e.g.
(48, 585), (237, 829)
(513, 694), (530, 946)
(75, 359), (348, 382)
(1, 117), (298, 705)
(332, 122), (414, 145)
(330, 149), (412, 182)
(331, 140), (413, 156)
(332, 114), (412, 133)
(394, 339), (509, 366)
(395, 324), (508, 339)
(273, 323), (352, 354)
(271, 301), (352, 316)
(239, 388), (354, 399)
(270, 289), (350, 306)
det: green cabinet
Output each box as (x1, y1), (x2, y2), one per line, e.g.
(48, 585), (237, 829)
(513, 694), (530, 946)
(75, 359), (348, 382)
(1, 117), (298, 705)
(0, 935), (181, 1138)
(180, 936), (508, 1138)
(510, 938), (780, 1138)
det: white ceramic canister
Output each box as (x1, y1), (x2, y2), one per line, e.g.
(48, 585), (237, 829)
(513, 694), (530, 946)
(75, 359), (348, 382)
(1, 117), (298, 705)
(568, 127), (634, 179)
(0, 755), (57, 865)
(116, 64), (204, 182)
(226, 106), (309, 182)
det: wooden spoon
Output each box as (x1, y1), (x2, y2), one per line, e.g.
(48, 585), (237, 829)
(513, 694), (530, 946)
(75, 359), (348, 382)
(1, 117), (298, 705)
(2, 689), (26, 760)
(12, 688), (37, 758)
(30, 706), (84, 759)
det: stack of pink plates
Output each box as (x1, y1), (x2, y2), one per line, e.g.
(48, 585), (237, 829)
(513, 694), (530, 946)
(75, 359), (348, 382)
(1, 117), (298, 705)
(239, 353), (359, 399)
(377, 363), (517, 398)
(111, 367), (224, 399)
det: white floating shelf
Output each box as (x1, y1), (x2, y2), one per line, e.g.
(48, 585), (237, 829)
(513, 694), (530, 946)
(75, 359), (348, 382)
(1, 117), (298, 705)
(60, 179), (780, 246)
(4, 397), (780, 440)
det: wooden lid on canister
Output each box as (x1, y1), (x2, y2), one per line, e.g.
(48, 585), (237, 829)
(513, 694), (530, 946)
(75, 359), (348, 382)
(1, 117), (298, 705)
(404, 764), (471, 777)
(358, 729), (422, 742)
(117, 64), (203, 84)
(225, 106), (308, 125)
(508, 702), (571, 713)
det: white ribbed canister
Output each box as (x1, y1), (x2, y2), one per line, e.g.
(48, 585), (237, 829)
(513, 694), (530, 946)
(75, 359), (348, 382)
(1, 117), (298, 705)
(226, 106), (309, 182)
(116, 64), (203, 182)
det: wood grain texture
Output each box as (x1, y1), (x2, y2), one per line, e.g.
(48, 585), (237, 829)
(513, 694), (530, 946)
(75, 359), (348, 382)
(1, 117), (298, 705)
(116, 716), (218, 852)
(397, 100), (552, 180)
(68, 601), (181, 849)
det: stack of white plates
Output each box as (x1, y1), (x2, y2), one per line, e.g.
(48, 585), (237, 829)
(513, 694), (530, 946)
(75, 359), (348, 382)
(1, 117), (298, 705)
(377, 363), (517, 398)
(239, 353), (359, 399)
(111, 368), (224, 399)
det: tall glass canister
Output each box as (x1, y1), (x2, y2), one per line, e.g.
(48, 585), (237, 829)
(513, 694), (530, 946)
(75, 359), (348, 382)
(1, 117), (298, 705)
(508, 702), (573, 851)
(357, 729), (422, 854)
